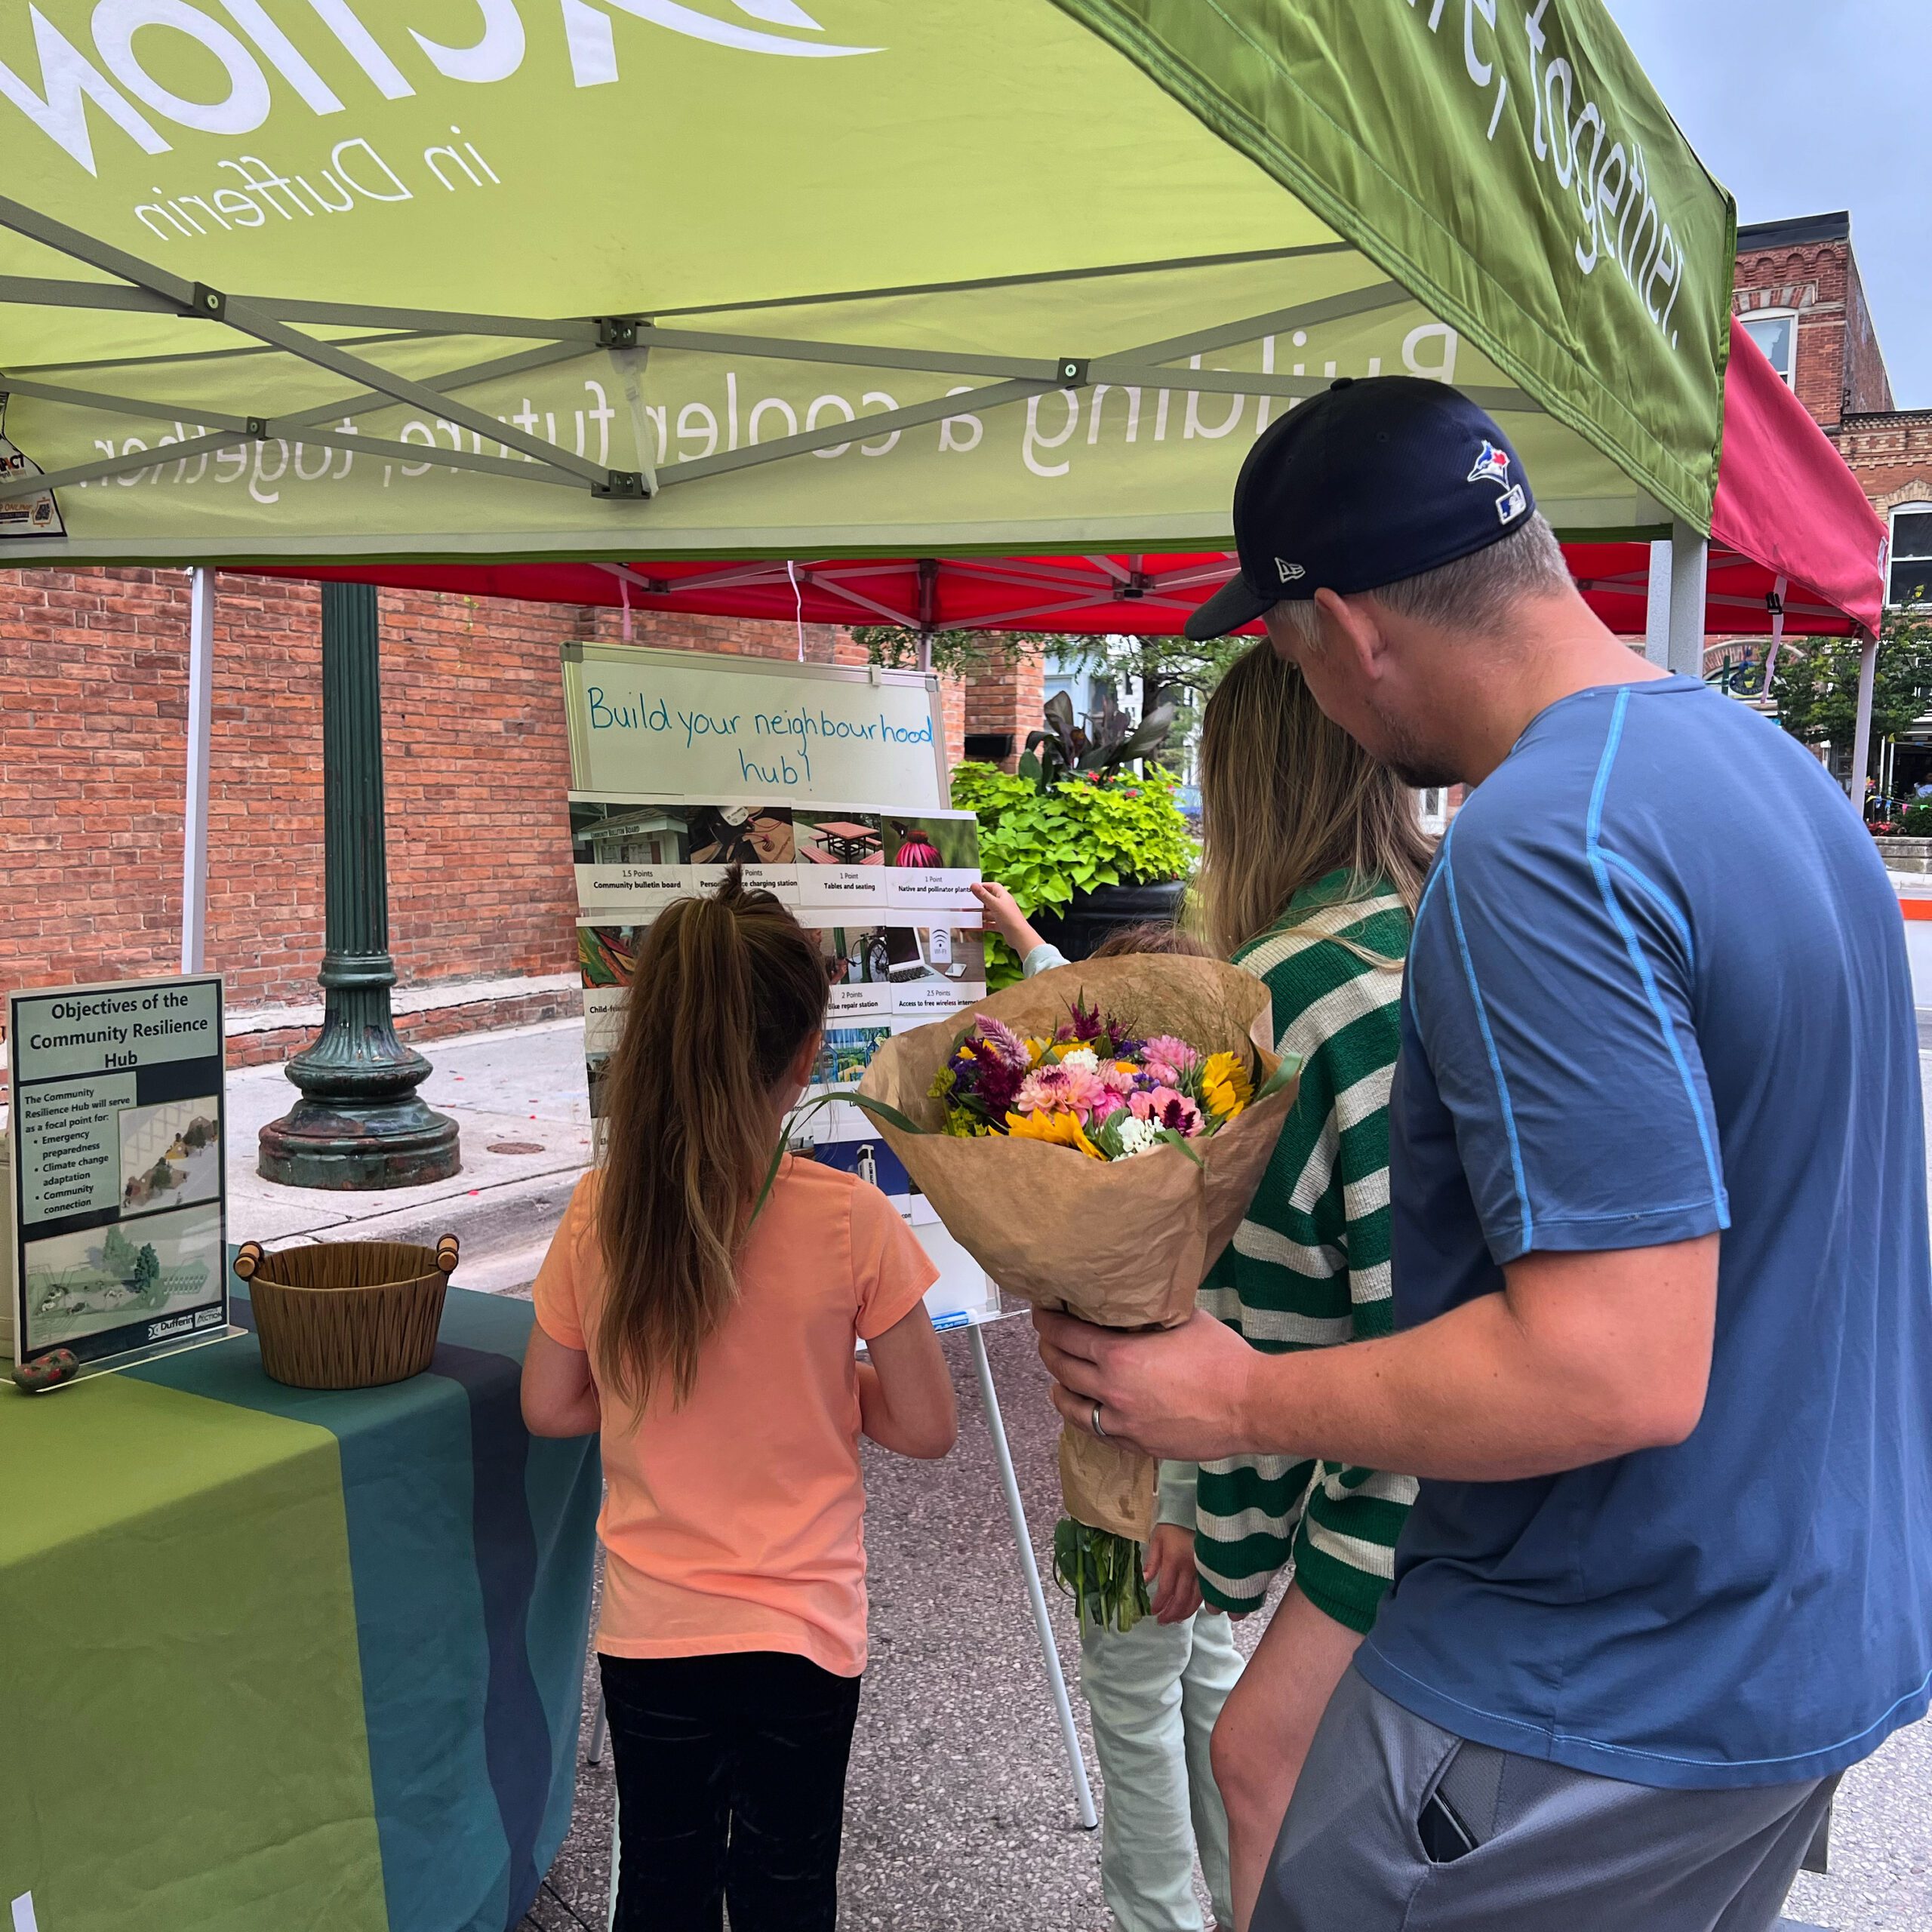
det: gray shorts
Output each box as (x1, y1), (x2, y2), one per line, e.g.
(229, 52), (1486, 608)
(1253, 1666), (1837, 1932)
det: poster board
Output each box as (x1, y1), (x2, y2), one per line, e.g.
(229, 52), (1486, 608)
(561, 644), (949, 802)
(559, 648), (998, 1329)
(5, 974), (232, 1380)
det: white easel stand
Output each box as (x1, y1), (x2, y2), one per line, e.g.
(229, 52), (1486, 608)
(597, 1317), (1098, 1924)
(968, 1321), (1099, 1830)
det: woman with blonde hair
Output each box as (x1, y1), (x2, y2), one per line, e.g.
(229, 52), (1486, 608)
(1192, 641), (1432, 1931)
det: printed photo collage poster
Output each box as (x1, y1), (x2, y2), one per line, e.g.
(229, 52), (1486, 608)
(571, 798), (988, 1180)
(6, 975), (229, 1378)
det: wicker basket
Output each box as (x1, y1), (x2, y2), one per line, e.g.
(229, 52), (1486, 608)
(235, 1235), (459, 1390)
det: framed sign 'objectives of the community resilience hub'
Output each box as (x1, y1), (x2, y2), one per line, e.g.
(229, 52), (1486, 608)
(5, 974), (231, 1381)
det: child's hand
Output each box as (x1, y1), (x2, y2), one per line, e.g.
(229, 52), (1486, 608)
(971, 881), (1048, 958)
(1143, 1523), (1204, 1624)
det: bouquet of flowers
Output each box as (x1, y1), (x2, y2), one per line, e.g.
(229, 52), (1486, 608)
(854, 953), (1300, 1626)
(934, 1000), (1260, 1161)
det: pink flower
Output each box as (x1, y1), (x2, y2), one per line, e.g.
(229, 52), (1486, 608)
(1130, 1086), (1204, 1137)
(1142, 1035), (1201, 1077)
(1018, 1063), (1109, 1121)
(1097, 1061), (1137, 1097)
(1016, 1065), (1075, 1114)
(1089, 1089), (1128, 1124)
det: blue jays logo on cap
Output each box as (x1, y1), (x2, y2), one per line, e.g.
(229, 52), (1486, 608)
(1466, 441), (1527, 527)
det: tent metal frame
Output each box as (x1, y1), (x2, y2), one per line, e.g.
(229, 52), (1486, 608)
(0, 196), (1537, 512)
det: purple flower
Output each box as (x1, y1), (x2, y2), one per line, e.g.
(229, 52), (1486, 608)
(971, 1014), (1032, 1071)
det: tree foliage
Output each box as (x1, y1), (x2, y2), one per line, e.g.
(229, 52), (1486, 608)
(849, 626), (1054, 678)
(1052, 632), (1256, 752)
(1771, 608), (1932, 749)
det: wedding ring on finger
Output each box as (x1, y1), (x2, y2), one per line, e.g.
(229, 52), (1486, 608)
(1091, 1401), (1109, 1441)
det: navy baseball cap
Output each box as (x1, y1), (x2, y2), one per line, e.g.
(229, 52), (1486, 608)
(1185, 377), (1537, 640)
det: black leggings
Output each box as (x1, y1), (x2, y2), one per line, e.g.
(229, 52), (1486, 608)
(599, 1651), (863, 1932)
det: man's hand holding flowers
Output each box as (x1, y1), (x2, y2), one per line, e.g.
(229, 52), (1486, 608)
(1035, 1306), (1265, 1464)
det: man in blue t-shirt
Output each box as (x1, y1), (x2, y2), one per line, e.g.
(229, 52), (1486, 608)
(1036, 377), (1932, 1930)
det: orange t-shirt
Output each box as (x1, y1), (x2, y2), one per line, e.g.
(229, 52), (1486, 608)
(531, 1158), (937, 1677)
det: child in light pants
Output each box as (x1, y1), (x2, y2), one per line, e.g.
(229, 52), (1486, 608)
(972, 881), (1244, 1932)
(1080, 1460), (1244, 1932)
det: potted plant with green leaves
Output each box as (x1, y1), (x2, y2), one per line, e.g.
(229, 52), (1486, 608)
(952, 693), (1195, 982)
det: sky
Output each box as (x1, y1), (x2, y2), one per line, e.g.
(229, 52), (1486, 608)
(1608, 0), (1930, 407)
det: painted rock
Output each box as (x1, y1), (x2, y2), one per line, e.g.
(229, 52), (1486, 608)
(11, 1349), (79, 1394)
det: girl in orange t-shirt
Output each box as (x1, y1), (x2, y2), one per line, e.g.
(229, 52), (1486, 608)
(522, 873), (957, 1932)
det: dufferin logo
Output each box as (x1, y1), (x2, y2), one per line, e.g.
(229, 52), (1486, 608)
(0, 2), (882, 177)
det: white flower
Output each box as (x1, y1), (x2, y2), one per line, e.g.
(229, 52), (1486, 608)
(1059, 1045), (1099, 1072)
(1115, 1115), (1161, 1158)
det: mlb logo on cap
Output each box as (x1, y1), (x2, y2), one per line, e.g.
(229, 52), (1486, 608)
(1186, 377), (1540, 640)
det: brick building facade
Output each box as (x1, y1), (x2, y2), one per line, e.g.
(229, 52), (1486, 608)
(1734, 211), (1931, 594)
(1733, 212), (1932, 783)
(0, 568), (977, 1058)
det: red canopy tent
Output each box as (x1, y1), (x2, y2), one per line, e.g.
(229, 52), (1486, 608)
(265, 323), (1884, 646)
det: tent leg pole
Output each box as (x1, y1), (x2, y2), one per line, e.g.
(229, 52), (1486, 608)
(1667, 524), (1709, 679)
(1643, 540), (1672, 668)
(181, 568), (214, 976)
(969, 1323), (1099, 1831)
(1849, 633), (1879, 809)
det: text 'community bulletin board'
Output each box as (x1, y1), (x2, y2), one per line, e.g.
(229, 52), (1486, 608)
(560, 646), (994, 1327)
(6, 974), (228, 1377)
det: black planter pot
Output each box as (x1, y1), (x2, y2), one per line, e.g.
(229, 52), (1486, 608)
(1032, 878), (1189, 961)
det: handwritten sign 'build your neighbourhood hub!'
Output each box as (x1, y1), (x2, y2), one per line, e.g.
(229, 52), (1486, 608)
(561, 643), (946, 801)
(6, 975), (229, 1378)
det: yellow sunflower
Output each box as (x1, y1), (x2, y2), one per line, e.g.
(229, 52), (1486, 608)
(1004, 1107), (1103, 1158)
(1201, 1050), (1254, 1120)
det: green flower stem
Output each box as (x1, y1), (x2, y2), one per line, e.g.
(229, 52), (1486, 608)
(1052, 1518), (1152, 1635)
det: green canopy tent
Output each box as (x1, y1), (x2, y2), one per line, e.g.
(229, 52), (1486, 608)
(0, 2), (1755, 1875)
(0, 1), (1732, 566)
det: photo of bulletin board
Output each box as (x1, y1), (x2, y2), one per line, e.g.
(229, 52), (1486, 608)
(558, 647), (994, 1327)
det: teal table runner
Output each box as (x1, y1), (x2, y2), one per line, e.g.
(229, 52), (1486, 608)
(0, 1274), (600, 1932)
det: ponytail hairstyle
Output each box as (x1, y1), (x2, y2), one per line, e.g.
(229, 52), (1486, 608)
(595, 869), (829, 1411)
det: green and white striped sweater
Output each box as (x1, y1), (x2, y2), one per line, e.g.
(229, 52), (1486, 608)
(1193, 870), (1417, 1632)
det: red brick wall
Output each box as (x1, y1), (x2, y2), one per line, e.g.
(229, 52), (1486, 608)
(964, 650), (1046, 771)
(1734, 238), (1849, 430)
(1839, 413), (1932, 515)
(1841, 252), (1895, 417)
(0, 568), (961, 1041)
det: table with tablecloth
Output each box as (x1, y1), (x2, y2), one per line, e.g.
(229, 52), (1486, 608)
(0, 1275), (601, 1932)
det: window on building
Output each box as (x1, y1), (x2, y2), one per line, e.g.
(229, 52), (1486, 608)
(1892, 505), (1932, 609)
(1743, 310), (1797, 386)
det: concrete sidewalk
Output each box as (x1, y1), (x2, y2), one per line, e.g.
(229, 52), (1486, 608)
(224, 1016), (593, 1293)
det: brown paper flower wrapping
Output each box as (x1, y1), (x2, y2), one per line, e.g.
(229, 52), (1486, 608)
(857, 955), (1300, 1540)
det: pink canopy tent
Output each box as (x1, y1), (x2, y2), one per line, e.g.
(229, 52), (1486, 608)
(262, 324), (1884, 645)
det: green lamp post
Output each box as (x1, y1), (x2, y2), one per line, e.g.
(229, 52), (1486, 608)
(259, 583), (460, 1189)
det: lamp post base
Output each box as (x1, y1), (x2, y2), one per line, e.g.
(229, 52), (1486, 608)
(258, 953), (462, 1190)
(257, 1094), (461, 1192)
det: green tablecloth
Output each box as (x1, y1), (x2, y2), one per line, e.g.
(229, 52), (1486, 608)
(0, 1278), (601, 1932)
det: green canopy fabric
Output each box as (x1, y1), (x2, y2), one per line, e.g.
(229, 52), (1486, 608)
(0, 0), (1734, 568)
